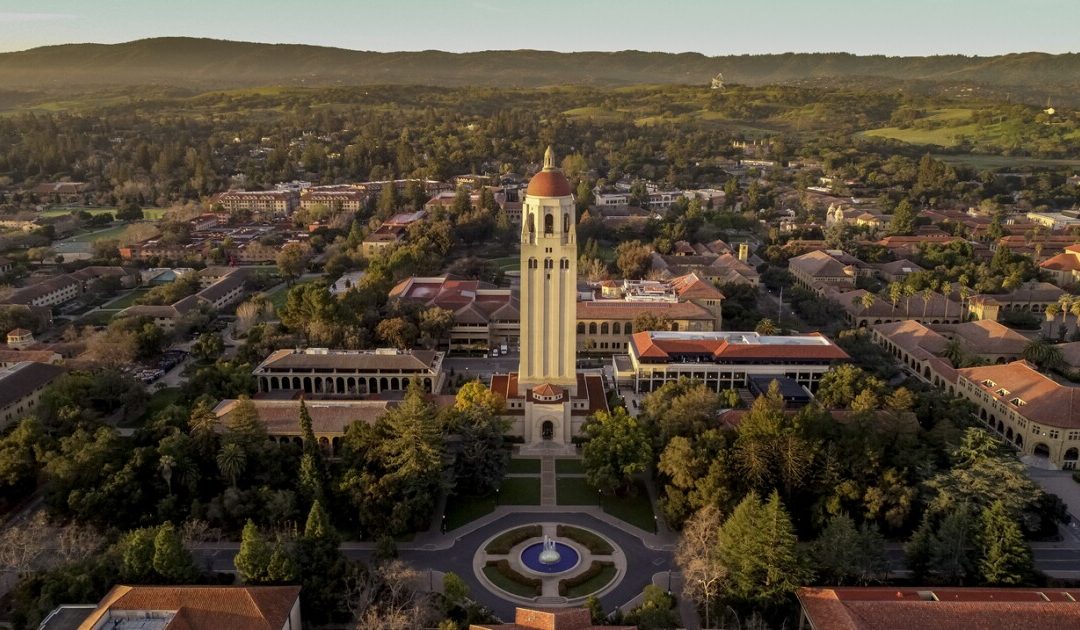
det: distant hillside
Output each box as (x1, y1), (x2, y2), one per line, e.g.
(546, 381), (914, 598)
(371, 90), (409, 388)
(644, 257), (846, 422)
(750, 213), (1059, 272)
(3, 38), (1080, 94)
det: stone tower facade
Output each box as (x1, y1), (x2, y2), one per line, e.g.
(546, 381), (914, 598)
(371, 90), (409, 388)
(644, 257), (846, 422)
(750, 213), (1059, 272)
(518, 146), (578, 396)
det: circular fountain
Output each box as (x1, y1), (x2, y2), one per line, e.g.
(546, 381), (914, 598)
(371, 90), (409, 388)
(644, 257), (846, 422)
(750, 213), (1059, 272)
(520, 535), (580, 574)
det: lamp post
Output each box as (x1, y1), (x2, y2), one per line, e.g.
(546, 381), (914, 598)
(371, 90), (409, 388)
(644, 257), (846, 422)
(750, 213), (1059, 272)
(441, 514), (447, 534)
(495, 487), (500, 506)
(653, 514), (658, 534)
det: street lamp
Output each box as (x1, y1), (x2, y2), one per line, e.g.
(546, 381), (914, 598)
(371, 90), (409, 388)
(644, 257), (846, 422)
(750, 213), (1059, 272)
(495, 487), (500, 506)
(653, 514), (658, 534)
(441, 514), (447, 534)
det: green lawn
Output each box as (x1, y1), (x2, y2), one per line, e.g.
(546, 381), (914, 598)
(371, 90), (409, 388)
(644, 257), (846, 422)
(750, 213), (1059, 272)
(499, 477), (541, 505)
(506, 458), (540, 474)
(602, 479), (656, 532)
(127, 387), (183, 427)
(69, 223), (130, 243)
(40, 207), (118, 218)
(142, 208), (168, 220)
(561, 563), (617, 599)
(557, 477), (598, 506)
(555, 459), (584, 474)
(444, 493), (496, 531)
(76, 309), (119, 326)
(103, 289), (150, 309)
(488, 256), (519, 271)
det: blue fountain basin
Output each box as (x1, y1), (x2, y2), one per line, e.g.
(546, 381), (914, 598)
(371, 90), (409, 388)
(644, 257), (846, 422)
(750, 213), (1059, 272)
(520, 541), (580, 574)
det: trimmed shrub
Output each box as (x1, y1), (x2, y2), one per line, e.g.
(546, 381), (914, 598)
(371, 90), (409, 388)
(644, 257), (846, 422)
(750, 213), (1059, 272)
(485, 525), (542, 554)
(487, 559), (541, 596)
(556, 525), (614, 554)
(558, 561), (615, 597)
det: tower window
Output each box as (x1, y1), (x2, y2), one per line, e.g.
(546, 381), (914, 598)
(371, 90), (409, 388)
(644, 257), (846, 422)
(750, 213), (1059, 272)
(528, 258), (538, 269)
(528, 213), (535, 233)
(544, 213), (553, 234)
(560, 258), (569, 269)
(563, 213), (570, 232)
(544, 258), (553, 269)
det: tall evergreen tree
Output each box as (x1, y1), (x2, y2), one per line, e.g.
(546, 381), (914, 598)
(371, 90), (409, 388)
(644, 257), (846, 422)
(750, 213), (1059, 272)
(979, 500), (1034, 585)
(152, 522), (197, 582)
(235, 520), (272, 583)
(718, 491), (808, 605)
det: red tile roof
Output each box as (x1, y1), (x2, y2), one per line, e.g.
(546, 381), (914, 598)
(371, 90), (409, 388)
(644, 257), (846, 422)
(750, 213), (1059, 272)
(577, 300), (713, 321)
(957, 360), (1080, 429)
(526, 171), (572, 197)
(797, 586), (1080, 630)
(630, 330), (849, 362)
(79, 585), (300, 630)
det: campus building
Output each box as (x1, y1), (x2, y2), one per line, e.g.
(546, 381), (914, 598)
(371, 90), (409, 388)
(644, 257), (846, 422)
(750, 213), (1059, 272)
(613, 330), (849, 393)
(254, 347), (445, 396)
(955, 360), (1080, 469)
(796, 587), (1080, 630)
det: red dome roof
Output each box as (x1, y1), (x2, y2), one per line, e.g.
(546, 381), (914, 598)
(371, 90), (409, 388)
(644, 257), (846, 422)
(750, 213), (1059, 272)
(526, 170), (572, 197)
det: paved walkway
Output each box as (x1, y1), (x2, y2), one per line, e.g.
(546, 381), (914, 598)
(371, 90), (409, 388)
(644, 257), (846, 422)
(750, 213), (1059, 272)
(540, 457), (556, 506)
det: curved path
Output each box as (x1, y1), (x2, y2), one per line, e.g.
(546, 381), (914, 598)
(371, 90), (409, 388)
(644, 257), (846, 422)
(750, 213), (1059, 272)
(398, 511), (673, 620)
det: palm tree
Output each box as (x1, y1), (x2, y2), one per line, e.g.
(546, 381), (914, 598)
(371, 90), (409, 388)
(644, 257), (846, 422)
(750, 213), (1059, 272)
(940, 281), (953, 321)
(159, 455), (175, 495)
(943, 339), (965, 367)
(904, 284), (916, 317)
(959, 285), (973, 321)
(888, 283), (903, 313)
(1045, 303), (1061, 339)
(921, 287), (936, 320)
(1023, 339), (1064, 371)
(216, 442), (247, 488)
(1069, 299), (1080, 340)
(860, 292), (877, 314)
(1058, 296), (1073, 340)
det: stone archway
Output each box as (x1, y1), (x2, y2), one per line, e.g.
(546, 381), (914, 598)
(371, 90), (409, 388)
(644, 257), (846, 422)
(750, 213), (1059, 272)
(541, 421), (554, 440)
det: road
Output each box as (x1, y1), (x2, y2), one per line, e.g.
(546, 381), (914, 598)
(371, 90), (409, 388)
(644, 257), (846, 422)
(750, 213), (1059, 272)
(192, 511), (673, 622)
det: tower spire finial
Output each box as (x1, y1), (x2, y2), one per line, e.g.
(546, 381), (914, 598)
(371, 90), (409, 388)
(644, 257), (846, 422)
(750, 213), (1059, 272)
(543, 145), (555, 171)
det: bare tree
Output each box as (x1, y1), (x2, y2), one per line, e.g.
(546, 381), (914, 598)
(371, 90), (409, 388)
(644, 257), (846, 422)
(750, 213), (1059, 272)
(347, 560), (437, 630)
(0, 513), (50, 575)
(675, 505), (727, 629)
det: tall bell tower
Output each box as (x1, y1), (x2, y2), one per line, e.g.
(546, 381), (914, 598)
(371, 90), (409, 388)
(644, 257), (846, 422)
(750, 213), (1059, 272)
(518, 146), (578, 395)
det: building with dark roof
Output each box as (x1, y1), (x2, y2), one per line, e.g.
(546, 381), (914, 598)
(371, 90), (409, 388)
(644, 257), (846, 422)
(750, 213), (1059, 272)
(796, 586), (1080, 630)
(0, 361), (65, 429)
(254, 348), (444, 396)
(615, 330), (848, 393)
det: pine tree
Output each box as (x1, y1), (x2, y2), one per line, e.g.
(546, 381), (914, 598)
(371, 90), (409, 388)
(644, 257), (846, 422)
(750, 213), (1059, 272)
(152, 522), (197, 582)
(719, 491), (808, 605)
(979, 500), (1034, 585)
(266, 541), (298, 583)
(304, 499), (335, 542)
(120, 528), (156, 582)
(235, 520), (272, 583)
(931, 504), (979, 585)
(226, 395), (266, 451)
(299, 451), (325, 505)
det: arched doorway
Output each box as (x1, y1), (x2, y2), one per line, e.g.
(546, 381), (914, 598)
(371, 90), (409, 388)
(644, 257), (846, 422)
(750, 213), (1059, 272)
(1065, 447), (1079, 470)
(1034, 443), (1051, 458)
(541, 421), (554, 441)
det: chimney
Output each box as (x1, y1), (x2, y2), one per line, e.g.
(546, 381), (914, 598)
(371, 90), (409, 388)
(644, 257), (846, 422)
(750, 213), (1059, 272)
(738, 242), (749, 262)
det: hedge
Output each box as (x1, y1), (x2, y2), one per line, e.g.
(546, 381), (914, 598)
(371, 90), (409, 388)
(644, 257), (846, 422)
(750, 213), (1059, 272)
(485, 525), (542, 554)
(487, 559), (541, 596)
(556, 525), (614, 554)
(558, 560), (615, 597)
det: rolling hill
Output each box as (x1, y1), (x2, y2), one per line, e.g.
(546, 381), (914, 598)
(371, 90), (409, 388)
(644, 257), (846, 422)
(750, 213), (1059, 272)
(2, 38), (1080, 95)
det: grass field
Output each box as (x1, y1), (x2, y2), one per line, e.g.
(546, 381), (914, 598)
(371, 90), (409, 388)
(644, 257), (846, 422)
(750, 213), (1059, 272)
(444, 493), (496, 531)
(931, 153), (1080, 170)
(103, 289), (150, 309)
(557, 477), (598, 506)
(499, 477), (541, 505)
(68, 223), (130, 243)
(40, 207), (117, 218)
(555, 459), (585, 474)
(488, 256), (519, 272)
(601, 479), (656, 532)
(131, 387), (183, 426)
(75, 309), (120, 326)
(506, 458), (540, 475)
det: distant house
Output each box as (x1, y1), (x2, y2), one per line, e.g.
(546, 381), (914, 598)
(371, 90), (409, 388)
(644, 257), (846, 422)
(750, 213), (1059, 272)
(0, 362), (65, 430)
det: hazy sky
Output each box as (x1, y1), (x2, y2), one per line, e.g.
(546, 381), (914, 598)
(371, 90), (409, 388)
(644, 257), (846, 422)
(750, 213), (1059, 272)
(1, 0), (1077, 56)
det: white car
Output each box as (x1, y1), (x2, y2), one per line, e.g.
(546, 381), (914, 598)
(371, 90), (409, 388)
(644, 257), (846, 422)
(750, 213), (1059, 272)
(490, 348), (499, 357)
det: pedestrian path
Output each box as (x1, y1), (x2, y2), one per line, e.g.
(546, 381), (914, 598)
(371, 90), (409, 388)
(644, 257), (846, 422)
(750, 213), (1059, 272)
(540, 456), (556, 506)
